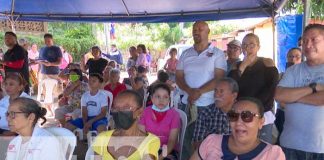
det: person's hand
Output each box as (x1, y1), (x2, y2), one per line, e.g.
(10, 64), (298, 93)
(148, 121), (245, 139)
(29, 59), (37, 64)
(316, 84), (324, 92)
(83, 121), (92, 134)
(43, 61), (51, 66)
(36, 60), (50, 66)
(188, 88), (202, 105)
(239, 55), (255, 71)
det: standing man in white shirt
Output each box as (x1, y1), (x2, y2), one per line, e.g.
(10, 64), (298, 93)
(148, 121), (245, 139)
(176, 21), (227, 159)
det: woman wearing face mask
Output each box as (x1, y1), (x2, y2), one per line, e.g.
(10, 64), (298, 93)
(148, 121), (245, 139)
(54, 68), (88, 126)
(139, 83), (181, 160)
(92, 90), (160, 159)
(228, 33), (279, 144)
(190, 97), (285, 160)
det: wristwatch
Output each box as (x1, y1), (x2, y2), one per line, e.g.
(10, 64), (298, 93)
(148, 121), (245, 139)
(309, 82), (317, 93)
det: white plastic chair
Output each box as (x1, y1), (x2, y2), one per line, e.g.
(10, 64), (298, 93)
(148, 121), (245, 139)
(170, 91), (174, 108)
(46, 127), (77, 160)
(85, 147), (95, 160)
(73, 91), (113, 147)
(175, 108), (187, 160)
(143, 88), (149, 107)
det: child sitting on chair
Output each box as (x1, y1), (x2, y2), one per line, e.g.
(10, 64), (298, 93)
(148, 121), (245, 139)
(65, 73), (109, 135)
(139, 83), (181, 160)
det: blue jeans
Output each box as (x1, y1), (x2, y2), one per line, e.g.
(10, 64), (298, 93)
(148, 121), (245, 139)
(283, 147), (324, 160)
(69, 116), (108, 131)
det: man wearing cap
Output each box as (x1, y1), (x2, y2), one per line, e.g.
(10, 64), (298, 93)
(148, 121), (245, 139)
(1, 32), (30, 94)
(226, 39), (242, 74)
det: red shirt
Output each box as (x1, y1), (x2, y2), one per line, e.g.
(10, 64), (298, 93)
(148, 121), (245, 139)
(104, 82), (127, 99)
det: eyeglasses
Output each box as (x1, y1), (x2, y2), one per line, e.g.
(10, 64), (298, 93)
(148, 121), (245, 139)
(152, 95), (170, 101)
(6, 111), (26, 119)
(227, 110), (261, 123)
(242, 43), (257, 49)
(288, 55), (301, 59)
(111, 106), (139, 112)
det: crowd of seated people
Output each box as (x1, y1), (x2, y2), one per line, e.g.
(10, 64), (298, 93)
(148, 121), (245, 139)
(0, 23), (323, 160)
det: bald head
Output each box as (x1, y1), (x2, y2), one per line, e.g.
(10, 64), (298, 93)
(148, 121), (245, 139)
(193, 21), (210, 44)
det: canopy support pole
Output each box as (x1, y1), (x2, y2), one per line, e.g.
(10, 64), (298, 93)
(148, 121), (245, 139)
(8, 0), (17, 32)
(271, 2), (276, 65)
(120, 0), (130, 16)
(303, 0), (311, 31)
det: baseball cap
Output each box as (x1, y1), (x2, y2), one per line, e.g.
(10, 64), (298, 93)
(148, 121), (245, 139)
(227, 40), (241, 47)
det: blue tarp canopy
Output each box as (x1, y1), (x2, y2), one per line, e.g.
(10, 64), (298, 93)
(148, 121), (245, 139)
(0, 0), (286, 22)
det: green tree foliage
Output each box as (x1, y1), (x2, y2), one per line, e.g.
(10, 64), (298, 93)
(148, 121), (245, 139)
(1, 21), (236, 62)
(48, 22), (97, 61)
(283, 0), (324, 20)
(1, 22), (97, 62)
(113, 23), (183, 58)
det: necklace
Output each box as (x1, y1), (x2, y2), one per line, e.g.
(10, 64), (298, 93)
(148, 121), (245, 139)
(117, 130), (141, 160)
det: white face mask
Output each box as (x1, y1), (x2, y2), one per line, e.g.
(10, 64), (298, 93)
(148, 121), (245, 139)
(151, 104), (170, 112)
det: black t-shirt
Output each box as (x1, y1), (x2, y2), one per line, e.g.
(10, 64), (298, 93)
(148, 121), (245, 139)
(228, 58), (279, 112)
(4, 44), (30, 86)
(86, 58), (108, 75)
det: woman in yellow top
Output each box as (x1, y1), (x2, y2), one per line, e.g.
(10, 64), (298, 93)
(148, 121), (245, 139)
(92, 90), (160, 160)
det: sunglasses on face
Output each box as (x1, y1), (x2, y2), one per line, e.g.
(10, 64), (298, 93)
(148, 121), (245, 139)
(227, 110), (261, 123)
(5, 111), (26, 119)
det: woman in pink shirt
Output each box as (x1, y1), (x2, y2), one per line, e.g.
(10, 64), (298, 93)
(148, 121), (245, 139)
(190, 97), (285, 160)
(139, 83), (181, 160)
(28, 44), (39, 74)
(135, 44), (148, 68)
(163, 48), (178, 82)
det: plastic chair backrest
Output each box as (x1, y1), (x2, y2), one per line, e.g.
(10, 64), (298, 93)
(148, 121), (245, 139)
(45, 127), (77, 160)
(104, 90), (113, 116)
(77, 90), (113, 147)
(175, 108), (187, 160)
(143, 89), (149, 107)
(85, 147), (95, 160)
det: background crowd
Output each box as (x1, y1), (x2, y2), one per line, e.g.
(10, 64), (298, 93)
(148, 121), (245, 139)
(0, 21), (323, 160)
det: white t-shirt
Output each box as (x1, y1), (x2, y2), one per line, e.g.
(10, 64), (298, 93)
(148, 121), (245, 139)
(176, 45), (226, 106)
(81, 90), (109, 117)
(0, 92), (31, 130)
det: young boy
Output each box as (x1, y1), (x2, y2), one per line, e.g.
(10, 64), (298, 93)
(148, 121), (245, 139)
(65, 73), (109, 134)
(137, 66), (149, 87)
(133, 76), (145, 98)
